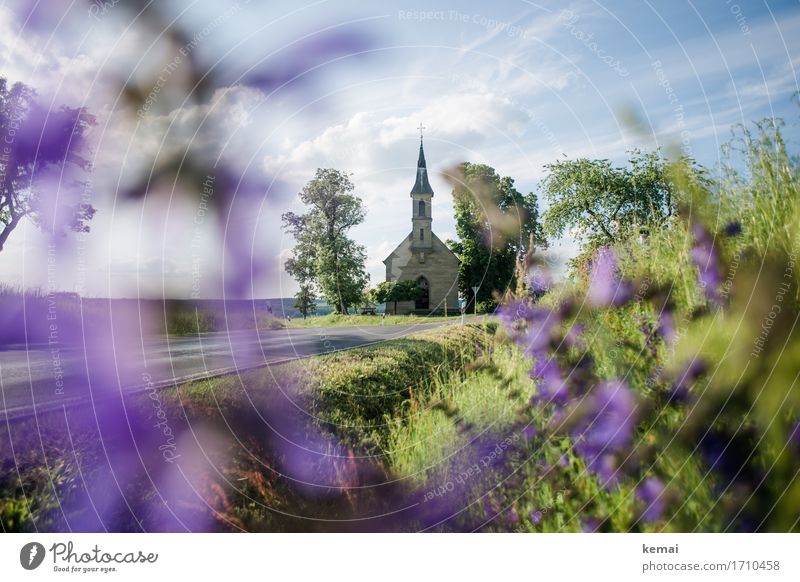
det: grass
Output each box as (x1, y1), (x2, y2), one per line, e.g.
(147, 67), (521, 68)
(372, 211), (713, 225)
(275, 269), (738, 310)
(0, 322), (495, 532)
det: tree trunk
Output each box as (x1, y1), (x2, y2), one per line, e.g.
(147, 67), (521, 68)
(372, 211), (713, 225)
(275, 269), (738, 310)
(0, 216), (21, 252)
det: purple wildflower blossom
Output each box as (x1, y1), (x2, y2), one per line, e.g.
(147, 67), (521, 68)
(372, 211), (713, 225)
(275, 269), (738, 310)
(522, 425), (538, 442)
(530, 510), (543, 525)
(690, 223), (723, 304)
(564, 324), (586, 349)
(789, 422), (800, 454)
(571, 381), (637, 487)
(588, 248), (633, 307)
(658, 309), (677, 344)
(636, 477), (667, 523)
(670, 358), (706, 403)
(581, 518), (600, 532)
(530, 357), (570, 406)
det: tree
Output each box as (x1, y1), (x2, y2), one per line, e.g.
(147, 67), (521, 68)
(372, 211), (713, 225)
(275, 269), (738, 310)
(282, 169), (369, 314)
(540, 150), (691, 255)
(0, 78), (97, 252)
(446, 163), (545, 310)
(370, 280), (420, 315)
(293, 284), (317, 319)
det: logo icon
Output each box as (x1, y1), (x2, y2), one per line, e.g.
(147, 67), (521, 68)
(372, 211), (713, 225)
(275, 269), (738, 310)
(20, 542), (46, 570)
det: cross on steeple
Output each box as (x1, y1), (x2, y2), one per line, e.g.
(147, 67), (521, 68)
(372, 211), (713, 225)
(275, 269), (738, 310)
(417, 122), (426, 140)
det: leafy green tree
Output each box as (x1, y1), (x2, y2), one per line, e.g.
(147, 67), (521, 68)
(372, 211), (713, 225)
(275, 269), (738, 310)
(0, 78), (97, 252)
(541, 150), (695, 255)
(293, 284), (317, 319)
(370, 280), (420, 315)
(282, 169), (369, 314)
(446, 163), (545, 310)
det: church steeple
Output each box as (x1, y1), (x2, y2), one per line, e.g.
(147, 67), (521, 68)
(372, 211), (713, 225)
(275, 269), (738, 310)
(410, 127), (433, 249)
(411, 139), (434, 194)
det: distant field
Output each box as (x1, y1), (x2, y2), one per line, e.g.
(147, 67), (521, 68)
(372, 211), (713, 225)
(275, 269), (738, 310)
(286, 313), (463, 327)
(0, 287), (463, 338)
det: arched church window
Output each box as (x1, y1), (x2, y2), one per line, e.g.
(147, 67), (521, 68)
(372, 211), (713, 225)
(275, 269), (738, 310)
(418, 200), (425, 217)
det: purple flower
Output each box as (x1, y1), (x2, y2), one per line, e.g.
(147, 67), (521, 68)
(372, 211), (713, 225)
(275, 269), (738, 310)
(564, 324), (586, 349)
(658, 310), (676, 344)
(690, 223), (723, 304)
(506, 508), (520, 524)
(521, 309), (559, 357)
(581, 518), (600, 532)
(557, 453), (569, 467)
(588, 248), (632, 307)
(637, 477), (667, 523)
(527, 267), (553, 296)
(670, 358), (706, 403)
(789, 422), (800, 454)
(571, 381), (637, 487)
(522, 425), (538, 442)
(530, 357), (570, 406)
(530, 510), (543, 525)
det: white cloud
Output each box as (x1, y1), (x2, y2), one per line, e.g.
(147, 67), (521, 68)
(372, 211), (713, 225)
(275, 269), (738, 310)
(264, 91), (529, 183)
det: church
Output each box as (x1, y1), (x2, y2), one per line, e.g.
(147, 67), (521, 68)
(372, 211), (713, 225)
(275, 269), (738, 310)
(382, 135), (460, 315)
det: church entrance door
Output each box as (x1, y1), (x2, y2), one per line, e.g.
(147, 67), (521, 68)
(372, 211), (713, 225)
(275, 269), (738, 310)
(415, 276), (429, 310)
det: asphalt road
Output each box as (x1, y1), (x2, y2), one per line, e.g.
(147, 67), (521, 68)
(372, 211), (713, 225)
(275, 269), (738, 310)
(0, 319), (462, 420)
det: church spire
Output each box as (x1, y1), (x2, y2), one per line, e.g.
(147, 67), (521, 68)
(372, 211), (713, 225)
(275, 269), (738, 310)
(411, 133), (434, 195)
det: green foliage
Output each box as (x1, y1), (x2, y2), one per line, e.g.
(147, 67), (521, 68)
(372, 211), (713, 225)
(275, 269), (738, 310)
(447, 162), (545, 309)
(309, 323), (493, 451)
(541, 149), (704, 257)
(370, 280), (420, 314)
(718, 118), (800, 259)
(0, 78), (97, 252)
(282, 168), (369, 314)
(293, 284), (317, 319)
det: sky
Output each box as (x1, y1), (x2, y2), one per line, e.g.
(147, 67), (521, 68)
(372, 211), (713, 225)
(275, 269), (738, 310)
(0, 0), (798, 299)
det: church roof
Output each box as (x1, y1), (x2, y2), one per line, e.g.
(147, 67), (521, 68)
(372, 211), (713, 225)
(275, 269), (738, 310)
(410, 139), (434, 195)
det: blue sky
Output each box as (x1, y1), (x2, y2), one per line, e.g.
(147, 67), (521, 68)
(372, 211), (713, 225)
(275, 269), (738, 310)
(0, 0), (798, 298)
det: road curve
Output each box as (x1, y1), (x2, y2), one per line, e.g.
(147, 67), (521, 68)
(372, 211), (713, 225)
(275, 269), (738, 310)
(0, 319), (463, 420)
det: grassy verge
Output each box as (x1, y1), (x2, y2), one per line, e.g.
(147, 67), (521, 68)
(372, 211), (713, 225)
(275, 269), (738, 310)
(0, 322), (494, 532)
